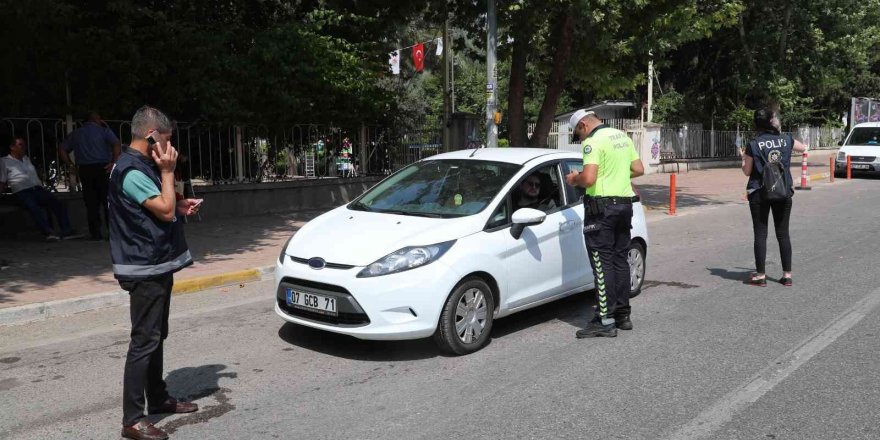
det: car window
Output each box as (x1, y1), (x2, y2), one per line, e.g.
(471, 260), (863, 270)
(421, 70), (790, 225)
(510, 164), (564, 214)
(486, 197), (510, 229)
(846, 127), (880, 145)
(562, 160), (584, 205)
(351, 159), (521, 218)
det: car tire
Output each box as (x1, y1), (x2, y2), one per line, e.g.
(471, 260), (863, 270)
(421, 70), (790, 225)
(834, 171), (845, 178)
(628, 241), (646, 298)
(434, 277), (495, 355)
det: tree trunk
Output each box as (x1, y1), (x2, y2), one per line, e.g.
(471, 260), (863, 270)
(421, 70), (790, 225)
(738, 15), (757, 74)
(778, 2), (793, 63)
(528, 13), (574, 148)
(507, 27), (529, 147)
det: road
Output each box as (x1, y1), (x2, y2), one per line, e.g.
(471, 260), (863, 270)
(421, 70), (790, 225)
(1, 178), (879, 440)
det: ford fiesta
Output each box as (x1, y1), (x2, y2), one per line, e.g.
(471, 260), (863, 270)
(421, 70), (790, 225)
(275, 148), (649, 355)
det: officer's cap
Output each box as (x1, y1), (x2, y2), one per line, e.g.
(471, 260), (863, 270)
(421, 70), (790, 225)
(569, 109), (596, 130)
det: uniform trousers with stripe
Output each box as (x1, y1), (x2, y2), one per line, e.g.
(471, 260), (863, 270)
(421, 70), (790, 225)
(583, 203), (633, 326)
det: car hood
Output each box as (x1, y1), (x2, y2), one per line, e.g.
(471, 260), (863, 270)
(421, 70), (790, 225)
(840, 145), (880, 157)
(284, 206), (480, 266)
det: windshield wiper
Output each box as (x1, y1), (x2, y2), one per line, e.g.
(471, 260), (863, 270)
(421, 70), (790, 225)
(378, 209), (443, 218)
(349, 201), (372, 212)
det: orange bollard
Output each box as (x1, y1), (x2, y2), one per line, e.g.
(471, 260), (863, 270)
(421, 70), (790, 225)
(668, 174), (676, 216)
(796, 151), (811, 190)
(847, 155), (852, 180)
(829, 156), (834, 182)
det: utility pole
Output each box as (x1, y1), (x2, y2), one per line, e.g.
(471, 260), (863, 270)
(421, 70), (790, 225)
(486, 0), (498, 148)
(442, 18), (452, 152)
(647, 50), (654, 123)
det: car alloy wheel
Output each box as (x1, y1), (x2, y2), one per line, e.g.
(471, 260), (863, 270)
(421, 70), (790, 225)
(435, 277), (495, 355)
(628, 241), (646, 298)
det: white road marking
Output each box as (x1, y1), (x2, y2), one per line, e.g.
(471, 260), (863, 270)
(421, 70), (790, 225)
(665, 287), (880, 440)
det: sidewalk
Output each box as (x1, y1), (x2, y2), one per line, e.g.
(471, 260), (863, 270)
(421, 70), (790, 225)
(636, 149), (839, 219)
(0, 149), (841, 325)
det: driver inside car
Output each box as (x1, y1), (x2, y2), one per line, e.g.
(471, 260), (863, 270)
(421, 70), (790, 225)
(514, 171), (557, 212)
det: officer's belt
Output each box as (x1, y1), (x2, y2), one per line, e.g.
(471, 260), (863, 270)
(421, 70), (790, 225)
(586, 196), (639, 205)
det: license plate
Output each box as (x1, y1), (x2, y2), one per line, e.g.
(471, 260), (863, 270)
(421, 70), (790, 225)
(286, 288), (338, 316)
(851, 164), (871, 170)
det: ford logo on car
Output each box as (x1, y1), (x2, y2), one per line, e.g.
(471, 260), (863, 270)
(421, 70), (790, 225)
(307, 257), (326, 270)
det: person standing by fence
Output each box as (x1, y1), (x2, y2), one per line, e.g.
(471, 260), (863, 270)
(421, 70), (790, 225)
(741, 108), (808, 286)
(59, 111), (122, 240)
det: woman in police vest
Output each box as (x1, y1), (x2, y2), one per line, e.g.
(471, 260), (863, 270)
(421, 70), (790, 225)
(741, 108), (808, 286)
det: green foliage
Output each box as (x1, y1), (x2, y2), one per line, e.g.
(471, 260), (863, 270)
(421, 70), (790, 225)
(652, 89), (686, 125)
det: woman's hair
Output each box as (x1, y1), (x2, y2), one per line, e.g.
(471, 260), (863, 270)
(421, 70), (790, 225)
(754, 108), (780, 134)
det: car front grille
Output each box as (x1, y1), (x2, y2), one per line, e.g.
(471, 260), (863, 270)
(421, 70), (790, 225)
(851, 156), (876, 162)
(276, 277), (370, 327)
(277, 299), (371, 326)
(289, 256), (355, 270)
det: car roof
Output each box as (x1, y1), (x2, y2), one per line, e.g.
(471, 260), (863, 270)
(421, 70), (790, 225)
(852, 122), (880, 128)
(427, 147), (580, 165)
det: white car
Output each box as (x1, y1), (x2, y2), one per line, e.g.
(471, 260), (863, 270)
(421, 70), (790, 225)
(274, 148), (649, 354)
(836, 122), (880, 176)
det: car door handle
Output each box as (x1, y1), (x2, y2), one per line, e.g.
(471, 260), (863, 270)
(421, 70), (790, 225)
(559, 220), (579, 232)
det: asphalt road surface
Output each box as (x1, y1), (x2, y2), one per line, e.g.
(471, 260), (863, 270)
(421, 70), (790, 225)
(2, 178), (879, 440)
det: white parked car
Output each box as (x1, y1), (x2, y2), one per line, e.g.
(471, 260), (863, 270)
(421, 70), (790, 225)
(274, 148), (649, 354)
(836, 122), (880, 176)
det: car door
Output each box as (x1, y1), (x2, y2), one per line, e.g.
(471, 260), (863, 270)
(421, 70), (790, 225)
(493, 162), (571, 310)
(560, 160), (593, 290)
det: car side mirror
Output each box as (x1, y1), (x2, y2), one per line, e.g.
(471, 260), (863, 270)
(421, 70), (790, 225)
(510, 208), (546, 239)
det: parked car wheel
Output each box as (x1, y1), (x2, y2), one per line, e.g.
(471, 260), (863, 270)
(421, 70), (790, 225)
(629, 241), (646, 298)
(434, 277), (495, 355)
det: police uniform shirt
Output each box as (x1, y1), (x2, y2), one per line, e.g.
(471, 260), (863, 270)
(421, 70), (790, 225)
(582, 125), (639, 197)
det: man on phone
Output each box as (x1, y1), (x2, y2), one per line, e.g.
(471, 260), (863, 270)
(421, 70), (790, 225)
(110, 106), (202, 440)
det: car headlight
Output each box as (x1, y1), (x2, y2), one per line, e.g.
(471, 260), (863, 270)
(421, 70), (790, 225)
(278, 236), (294, 264)
(837, 151), (846, 161)
(357, 240), (456, 278)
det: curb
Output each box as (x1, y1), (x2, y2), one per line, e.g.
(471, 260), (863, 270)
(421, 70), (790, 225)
(0, 265), (275, 327)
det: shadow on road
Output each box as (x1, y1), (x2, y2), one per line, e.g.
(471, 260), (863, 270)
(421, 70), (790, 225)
(636, 184), (728, 210)
(277, 322), (444, 361)
(152, 363), (238, 434)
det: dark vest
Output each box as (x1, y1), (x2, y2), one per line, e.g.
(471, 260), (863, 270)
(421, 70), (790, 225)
(746, 131), (794, 194)
(108, 147), (192, 280)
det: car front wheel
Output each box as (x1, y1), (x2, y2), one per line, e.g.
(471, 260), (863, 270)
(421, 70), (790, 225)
(434, 277), (495, 355)
(629, 241), (646, 298)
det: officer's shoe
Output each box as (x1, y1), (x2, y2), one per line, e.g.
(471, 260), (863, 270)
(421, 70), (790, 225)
(576, 322), (618, 339)
(615, 315), (633, 330)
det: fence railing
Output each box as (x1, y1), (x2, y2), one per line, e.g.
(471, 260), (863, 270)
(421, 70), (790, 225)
(1, 117), (443, 191)
(659, 126), (844, 160)
(527, 119), (643, 151)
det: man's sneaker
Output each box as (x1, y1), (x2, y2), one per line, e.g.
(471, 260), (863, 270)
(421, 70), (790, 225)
(44, 234), (60, 242)
(615, 315), (633, 330)
(576, 322), (618, 338)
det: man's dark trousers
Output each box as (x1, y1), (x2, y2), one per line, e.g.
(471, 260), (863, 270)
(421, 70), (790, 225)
(78, 163), (109, 239)
(121, 274), (173, 426)
(15, 186), (72, 235)
(583, 203), (633, 325)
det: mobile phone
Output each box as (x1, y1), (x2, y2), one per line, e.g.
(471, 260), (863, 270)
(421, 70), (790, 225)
(146, 131), (158, 146)
(192, 198), (204, 208)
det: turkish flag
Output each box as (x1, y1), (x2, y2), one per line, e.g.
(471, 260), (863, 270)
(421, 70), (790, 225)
(412, 43), (425, 72)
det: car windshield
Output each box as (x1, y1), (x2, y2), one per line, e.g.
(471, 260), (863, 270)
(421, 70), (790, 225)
(350, 159), (521, 218)
(846, 127), (880, 146)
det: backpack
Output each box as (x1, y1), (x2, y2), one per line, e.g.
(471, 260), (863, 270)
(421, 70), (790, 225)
(759, 150), (791, 202)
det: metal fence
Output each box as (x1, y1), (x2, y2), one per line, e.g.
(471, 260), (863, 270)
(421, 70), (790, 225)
(1, 117), (445, 191)
(659, 125), (845, 160)
(528, 119), (643, 152)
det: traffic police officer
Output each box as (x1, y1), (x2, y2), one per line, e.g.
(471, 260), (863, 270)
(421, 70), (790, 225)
(565, 110), (644, 338)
